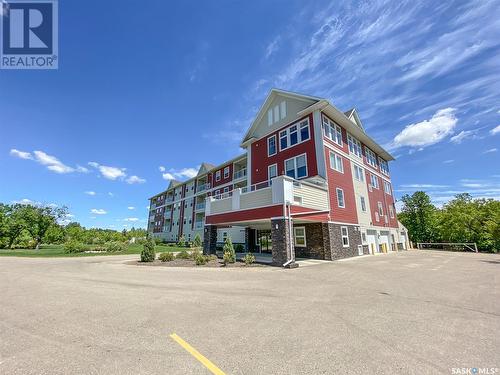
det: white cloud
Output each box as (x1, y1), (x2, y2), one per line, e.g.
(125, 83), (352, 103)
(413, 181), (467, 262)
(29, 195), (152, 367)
(443, 159), (454, 164)
(159, 166), (166, 172)
(450, 130), (477, 144)
(264, 36), (281, 60)
(88, 162), (126, 180)
(84, 191), (96, 196)
(108, 192), (114, 197)
(12, 198), (35, 205)
(483, 148), (497, 154)
(10, 149), (87, 174)
(126, 175), (146, 184)
(490, 125), (500, 135)
(10, 149), (33, 160)
(399, 184), (450, 189)
(161, 167), (199, 181)
(393, 108), (457, 148)
(124, 217), (139, 222)
(90, 208), (107, 215)
(127, 206), (135, 210)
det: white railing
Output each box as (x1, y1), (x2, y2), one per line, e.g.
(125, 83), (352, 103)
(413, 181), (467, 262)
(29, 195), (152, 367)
(197, 183), (210, 193)
(241, 180), (271, 193)
(233, 168), (247, 180)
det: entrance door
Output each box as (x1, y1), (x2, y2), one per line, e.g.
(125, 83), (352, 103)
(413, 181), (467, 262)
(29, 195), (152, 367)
(256, 230), (272, 254)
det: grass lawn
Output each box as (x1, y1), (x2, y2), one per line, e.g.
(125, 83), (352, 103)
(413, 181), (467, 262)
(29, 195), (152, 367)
(0, 244), (190, 258)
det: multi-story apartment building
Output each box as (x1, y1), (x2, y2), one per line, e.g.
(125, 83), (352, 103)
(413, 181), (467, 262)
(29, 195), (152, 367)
(148, 89), (409, 266)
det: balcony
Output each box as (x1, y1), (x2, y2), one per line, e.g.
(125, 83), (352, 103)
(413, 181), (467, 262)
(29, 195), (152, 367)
(233, 168), (247, 180)
(195, 202), (205, 211)
(164, 210), (172, 218)
(197, 183), (210, 193)
(206, 175), (329, 217)
(195, 220), (204, 229)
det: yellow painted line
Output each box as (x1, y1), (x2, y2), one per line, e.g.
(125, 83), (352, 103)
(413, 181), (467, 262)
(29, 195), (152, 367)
(169, 333), (226, 375)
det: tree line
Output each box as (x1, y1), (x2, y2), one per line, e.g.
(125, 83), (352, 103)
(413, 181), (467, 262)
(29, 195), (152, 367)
(398, 192), (499, 253)
(0, 203), (147, 249)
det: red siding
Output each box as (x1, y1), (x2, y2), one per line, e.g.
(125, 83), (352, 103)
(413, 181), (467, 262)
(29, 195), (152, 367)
(324, 146), (358, 224)
(211, 164), (233, 188)
(366, 170), (398, 228)
(251, 114), (317, 184)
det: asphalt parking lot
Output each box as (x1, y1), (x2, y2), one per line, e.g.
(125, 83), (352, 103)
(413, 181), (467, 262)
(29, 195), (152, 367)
(1, 250), (499, 375)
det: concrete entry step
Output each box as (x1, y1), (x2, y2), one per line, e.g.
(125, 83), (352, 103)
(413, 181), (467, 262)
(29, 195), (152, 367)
(295, 258), (332, 267)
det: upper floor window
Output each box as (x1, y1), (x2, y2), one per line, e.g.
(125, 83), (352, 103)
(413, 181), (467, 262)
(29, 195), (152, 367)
(347, 134), (362, 158)
(329, 151), (344, 173)
(279, 118), (310, 151)
(223, 166), (230, 179)
(370, 173), (379, 189)
(377, 202), (384, 216)
(379, 158), (389, 175)
(360, 196), (367, 212)
(353, 164), (364, 182)
(267, 135), (277, 156)
(285, 154), (307, 180)
(383, 180), (392, 195)
(215, 170), (221, 182)
(336, 188), (345, 208)
(267, 101), (287, 126)
(322, 116), (343, 146)
(268, 164), (277, 180)
(389, 205), (395, 218)
(365, 147), (378, 168)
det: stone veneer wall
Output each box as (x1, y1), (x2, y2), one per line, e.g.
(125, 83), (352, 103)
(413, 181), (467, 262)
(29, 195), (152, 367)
(203, 225), (217, 255)
(294, 223), (326, 259)
(327, 223), (363, 260)
(271, 218), (292, 266)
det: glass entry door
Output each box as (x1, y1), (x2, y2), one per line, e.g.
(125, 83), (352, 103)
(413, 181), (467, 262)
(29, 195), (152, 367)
(257, 230), (272, 254)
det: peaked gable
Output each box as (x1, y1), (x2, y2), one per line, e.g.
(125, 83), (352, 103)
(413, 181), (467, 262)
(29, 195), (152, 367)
(344, 108), (365, 132)
(241, 89), (321, 145)
(198, 162), (214, 176)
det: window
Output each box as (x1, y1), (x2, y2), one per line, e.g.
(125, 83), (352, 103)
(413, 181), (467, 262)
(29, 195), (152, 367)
(224, 166), (230, 179)
(336, 188), (345, 208)
(293, 195), (303, 205)
(289, 125), (298, 146)
(341, 226), (349, 247)
(375, 212), (379, 222)
(383, 181), (392, 195)
(360, 196), (367, 212)
(280, 101), (287, 119)
(322, 115), (343, 146)
(389, 205), (395, 218)
(267, 135), (276, 156)
(268, 101), (287, 125)
(284, 154), (307, 179)
(279, 119), (310, 151)
(361, 232), (367, 244)
(214, 189), (220, 196)
(280, 130), (288, 150)
(347, 134), (362, 158)
(293, 227), (306, 247)
(354, 164), (364, 182)
(378, 202), (384, 216)
(267, 109), (273, 126)
(268, 164), (277, 180)
(223, 186), (229, 193)
(379, 158), (389, 175)
(370, 174), (379, 189)
(365, 147), (378, 168)
(215, 170), (221, 182)
(274, 105), (279, 124)
(329, 152), (344, 173)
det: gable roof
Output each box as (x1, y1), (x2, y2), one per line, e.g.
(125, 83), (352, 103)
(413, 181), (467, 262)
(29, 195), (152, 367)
(198, 162), (215, 176)
(167, 180), (182, 189)
(344, 108), (365, 131)
(241, 88), (322, 145)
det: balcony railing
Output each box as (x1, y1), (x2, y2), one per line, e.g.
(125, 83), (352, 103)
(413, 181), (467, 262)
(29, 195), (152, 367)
(233, 168), (247, 180)
(195, 221), (204, 229)
(195, 202), (205, 211)
(197, 183), (210, 193)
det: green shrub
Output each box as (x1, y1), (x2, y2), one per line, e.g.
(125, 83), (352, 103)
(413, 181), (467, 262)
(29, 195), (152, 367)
(167, 242), (175, 247)
(207, 254), (218, 261)
(193, 234), (203, 248)
(64, 240), (86, 254)
(235, 244), (244, 252)
(158, 252), (174, 262)
(177, 235), (186, 247)
(140, 238), (156, 262)
(106, 241), (126, 252)
(190, 248), (202, 260)
(91, 245), (107, 252)
(176, 250), (190, 259)
(243, 253), (255, 265)
(222, 251), (233, 266)
(223, 237), (235, 263)
(194, 254), (207, 265)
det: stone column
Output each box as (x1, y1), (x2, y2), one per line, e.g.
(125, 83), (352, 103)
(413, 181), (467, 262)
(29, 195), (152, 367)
(203, 225), (217, 255)
(271, 218), (297, 268)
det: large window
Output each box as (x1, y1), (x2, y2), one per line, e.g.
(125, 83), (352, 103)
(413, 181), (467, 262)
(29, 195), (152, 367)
(279, 119), (310, 151)
(341, 226), (349, 247)
(365, 147), (378, 168)
(284, 154), (307, 180)
(389, 205), (395, 218)
(347, 134), (362, 158)
(215, 170), (221, 182)
(360, 196), (367, 212)
(353, 164), (364, 182)
(336, 188), (345, 208)
(322, 115), (343, 146)
(293, 227), (306, 247)
(268, 164), (277, 180)
(378, 201), (384, 216)
(383, 180), (392, 195)
(268, 135), (276, 156)
(370, 173), (379, 189)
(223, 166), (230, 179)
(329, 152), (344, 173)
(379, 158), (389, 175)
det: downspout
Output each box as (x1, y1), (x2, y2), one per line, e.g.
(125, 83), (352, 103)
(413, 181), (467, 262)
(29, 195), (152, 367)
(283, 202), (295, 267)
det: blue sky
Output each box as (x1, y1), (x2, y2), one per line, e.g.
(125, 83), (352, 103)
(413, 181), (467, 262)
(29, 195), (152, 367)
(1, 0), (499, 229)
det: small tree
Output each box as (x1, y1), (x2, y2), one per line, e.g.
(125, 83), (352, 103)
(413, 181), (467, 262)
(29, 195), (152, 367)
(177, 234), (186, 247)
(193, 233), (202, 248)
(141, 238), (156, 262)
(23, 204), (68, 250)
(223, 236), (235, 264)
